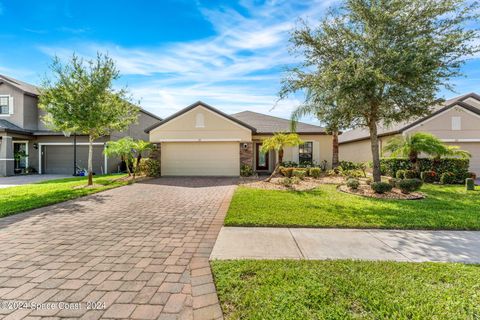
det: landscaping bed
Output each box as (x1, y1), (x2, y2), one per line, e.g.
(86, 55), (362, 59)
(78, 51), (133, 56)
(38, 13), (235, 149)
(212, 260), (480, 320)
(225, 184), (480, 229)
(0, 174), (130, 218)
(239, 175), (345, 191)
(338, 184), (424, 200)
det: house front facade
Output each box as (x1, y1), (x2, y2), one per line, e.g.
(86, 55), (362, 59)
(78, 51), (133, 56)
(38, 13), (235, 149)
(339, 93), (480, 175)
(146, 101), (333, 176)
(0, 74), (161, 177)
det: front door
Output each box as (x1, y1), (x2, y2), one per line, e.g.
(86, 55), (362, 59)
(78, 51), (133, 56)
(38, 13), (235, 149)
(13, 142), (28, 173)
(255, 143), (269, 171)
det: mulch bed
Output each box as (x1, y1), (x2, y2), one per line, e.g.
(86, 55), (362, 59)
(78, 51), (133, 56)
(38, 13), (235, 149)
(338, 184), (425, 200)
(239, 175), (346, 191)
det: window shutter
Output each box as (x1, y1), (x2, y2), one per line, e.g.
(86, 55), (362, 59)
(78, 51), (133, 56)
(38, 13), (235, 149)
(8, 96), (14, 115)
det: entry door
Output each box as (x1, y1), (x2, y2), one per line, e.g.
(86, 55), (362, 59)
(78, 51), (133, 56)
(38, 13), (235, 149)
(255, 143), (269, 171)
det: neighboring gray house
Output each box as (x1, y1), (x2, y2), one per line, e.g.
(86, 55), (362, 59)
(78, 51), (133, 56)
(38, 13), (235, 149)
(0, 74), (161, 176)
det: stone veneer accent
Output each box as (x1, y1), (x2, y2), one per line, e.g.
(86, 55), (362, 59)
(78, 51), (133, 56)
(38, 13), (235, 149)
(240, 142), (253, 168)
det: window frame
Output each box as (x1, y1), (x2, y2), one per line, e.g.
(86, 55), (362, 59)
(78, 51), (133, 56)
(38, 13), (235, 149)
(0, 95), (10, 115)
(298, 141), (313, 165)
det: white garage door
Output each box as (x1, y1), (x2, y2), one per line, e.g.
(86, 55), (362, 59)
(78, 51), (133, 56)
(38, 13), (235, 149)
(448, 142), (480, 176)
(161, 142), (240, 176)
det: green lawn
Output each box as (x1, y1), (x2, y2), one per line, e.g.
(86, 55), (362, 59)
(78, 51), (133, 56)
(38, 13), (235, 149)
(225, 184), (480, 230)
(212, 260), (480, 320)
(0, 174), (129, 218)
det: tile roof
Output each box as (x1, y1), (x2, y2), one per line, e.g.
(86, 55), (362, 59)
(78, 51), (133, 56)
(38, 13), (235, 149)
(230, 111), (326, 134)
(339, 93), (480, 144)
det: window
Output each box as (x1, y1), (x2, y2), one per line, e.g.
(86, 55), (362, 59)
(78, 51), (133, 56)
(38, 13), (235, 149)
(195, 113), (205, 128)
(451, 116), (461, 130)
(0, 96), (10, 115)
(299, 142), (313, 165)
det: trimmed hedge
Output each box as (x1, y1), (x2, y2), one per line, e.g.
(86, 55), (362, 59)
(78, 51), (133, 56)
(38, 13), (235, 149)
(381, 158), (469, 183)
(139, 158), (160, 177)
(397, 178), (423, 194)
(292, 169), (306, 179)
(420, 171), (437, 183)
(310, 167), (321, 178)
(371, 182), (392, 194)
(346, 178), (360, 190)
(440, 172), (456, 185)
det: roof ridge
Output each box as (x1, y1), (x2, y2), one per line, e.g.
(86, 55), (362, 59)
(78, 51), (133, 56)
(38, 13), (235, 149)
(231, 110), (323, 128)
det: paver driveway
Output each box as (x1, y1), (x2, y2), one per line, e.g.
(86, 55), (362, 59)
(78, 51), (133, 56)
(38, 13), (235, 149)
(0, 177), (237, 320)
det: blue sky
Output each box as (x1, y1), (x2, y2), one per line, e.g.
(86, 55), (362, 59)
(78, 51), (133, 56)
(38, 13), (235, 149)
(0, 0), (479, 122)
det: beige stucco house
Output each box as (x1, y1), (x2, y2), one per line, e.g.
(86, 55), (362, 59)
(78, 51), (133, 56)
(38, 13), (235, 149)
(146, 101), (333, 176)
(339, 93), (480, 175)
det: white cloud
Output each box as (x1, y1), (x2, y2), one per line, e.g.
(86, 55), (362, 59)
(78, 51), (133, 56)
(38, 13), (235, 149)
(37, 0), (337, 122)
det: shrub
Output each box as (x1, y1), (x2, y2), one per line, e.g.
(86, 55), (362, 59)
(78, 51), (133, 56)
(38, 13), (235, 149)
(381, 158), (469, 182)
(344, 169), (364, 179)
(404, 170), (418, 179)
(280, 177), (301, 187)
(339, 161), (359, 171)
(466, 178), (475, 191)
(346, 178), (360, 190)
(310, 167), (321, 178)
(397, 178), (423, 194)
(420, 171), (437, 183)
(440, 172), (456, 185)
(280, 167), (295, 178)
(292, 169), (306, 179)
(281, 161), (298, 167)
(139, 158), (160, 177)
(396, 170), (406, 179)
(240, 164), (254, 177)
(327, 169), (337, 176)
(371, 182), (393, 194)
(388, 178), (399, 188)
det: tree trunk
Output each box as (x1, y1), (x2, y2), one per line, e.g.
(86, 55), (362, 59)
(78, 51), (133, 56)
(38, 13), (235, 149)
(265, 148), (283, 182)
(332, 131), (339, 168)
(368, 121), (382, 182)
(123, 156), (131, 176)
(87, 136), (93, 186)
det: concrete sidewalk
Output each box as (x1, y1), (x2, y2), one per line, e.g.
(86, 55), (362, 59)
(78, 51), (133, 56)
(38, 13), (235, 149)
(211, 227), (480, 263)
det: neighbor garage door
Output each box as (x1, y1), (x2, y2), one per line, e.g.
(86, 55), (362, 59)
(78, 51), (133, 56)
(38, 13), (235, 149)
(446, 142), (480, 176)
(42, 145), (105, 175)
(161, 142), (239, 176)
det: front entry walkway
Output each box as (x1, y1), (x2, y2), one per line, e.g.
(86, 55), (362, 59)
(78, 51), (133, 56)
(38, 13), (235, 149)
(211, 227), (480, 263)
(0, 177), (236, 319)
(0, 174), (71, 189)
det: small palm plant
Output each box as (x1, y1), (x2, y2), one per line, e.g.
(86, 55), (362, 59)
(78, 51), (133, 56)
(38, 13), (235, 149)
(104, 137), (136, 176)
(261, 132), (303, 182)
(384, 132), (470, 172)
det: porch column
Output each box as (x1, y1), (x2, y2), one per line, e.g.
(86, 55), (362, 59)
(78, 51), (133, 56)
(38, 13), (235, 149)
(0, 136), (14, 176)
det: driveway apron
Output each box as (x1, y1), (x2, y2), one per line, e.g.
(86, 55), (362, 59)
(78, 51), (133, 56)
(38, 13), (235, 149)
(0, 177), (236, 320)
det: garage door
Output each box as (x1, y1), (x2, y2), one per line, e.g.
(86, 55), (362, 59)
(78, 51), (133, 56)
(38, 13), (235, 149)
(42, 145), (105, 175)
(446, 142), (480, 176)
(161, 142), (239, 176)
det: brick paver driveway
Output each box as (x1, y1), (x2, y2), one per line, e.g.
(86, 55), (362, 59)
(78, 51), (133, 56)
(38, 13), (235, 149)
(0, 177), (237, 320)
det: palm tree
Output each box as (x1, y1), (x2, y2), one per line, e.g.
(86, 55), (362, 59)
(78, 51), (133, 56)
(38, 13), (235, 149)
(383, 132), (470, 171)
(132, 140), (156, 179)
(261, 132), (303, 182)
(290, 89), (347, 168)
(104, 137), (135, 176)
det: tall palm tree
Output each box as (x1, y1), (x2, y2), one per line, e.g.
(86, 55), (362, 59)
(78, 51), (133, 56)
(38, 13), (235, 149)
(290, 89), (346, 168)
(384, 132), (470, 171)
(261, 132), (303, 182)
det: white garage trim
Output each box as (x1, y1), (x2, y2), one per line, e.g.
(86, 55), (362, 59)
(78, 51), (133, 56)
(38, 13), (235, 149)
(38, 142), (106, 174)
(158, 138), (242, 142)
(441, 139), (480, 142)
